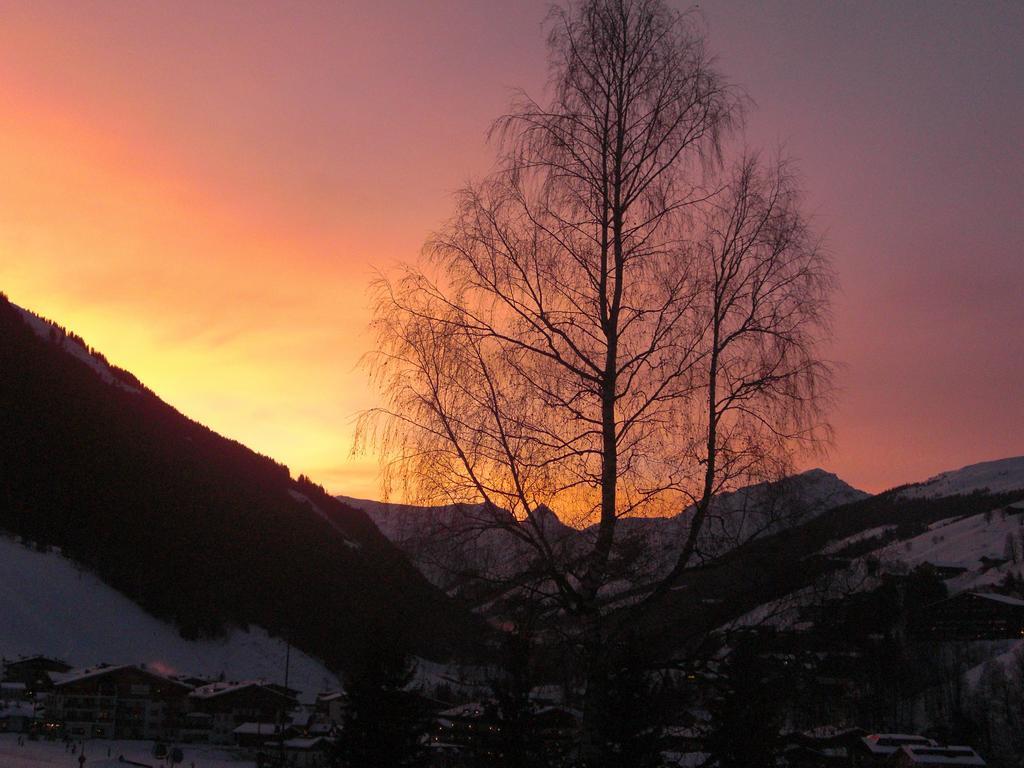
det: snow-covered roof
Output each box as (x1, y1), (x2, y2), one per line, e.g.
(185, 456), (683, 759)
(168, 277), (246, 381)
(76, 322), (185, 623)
(861, 734), (936, 754)
(233, 722), (282, 735)
(798, 725), (863, 739)
(662, 751), (710, 768)
(191, 680), (281, 699)
(437, 702), (490, 719)
(972, 592), (1024, 607)
(664, 725), (710, 739)
(50, 664), (129, 686)
(50, 663), (187, 689)
(899, 745), (986, 766)
(3, 654), (69, 667)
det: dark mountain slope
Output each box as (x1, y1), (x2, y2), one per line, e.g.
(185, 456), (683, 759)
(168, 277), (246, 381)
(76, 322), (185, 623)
(0, 294), (480, 669)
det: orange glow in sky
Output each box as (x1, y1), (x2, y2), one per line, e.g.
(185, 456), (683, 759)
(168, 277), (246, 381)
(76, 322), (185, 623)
(2, 1), (1021, 498)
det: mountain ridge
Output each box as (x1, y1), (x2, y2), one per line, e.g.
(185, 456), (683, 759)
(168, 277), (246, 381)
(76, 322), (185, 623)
(0, 293), (481, 672)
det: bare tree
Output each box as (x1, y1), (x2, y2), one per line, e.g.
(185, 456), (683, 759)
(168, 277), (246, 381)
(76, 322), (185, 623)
(358, 0), (833, 759)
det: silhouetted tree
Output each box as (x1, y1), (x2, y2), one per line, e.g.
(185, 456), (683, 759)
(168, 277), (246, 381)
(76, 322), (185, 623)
(360, 0), (833, 761)
(590, 635), (671, 768)
(704, 639), (786, 768)
(492, 631), (544, 768)
(334, 640), (425, 768)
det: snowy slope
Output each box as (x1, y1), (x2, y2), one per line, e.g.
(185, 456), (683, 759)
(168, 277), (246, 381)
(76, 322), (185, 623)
(881, 508), (1023, 570)
(900, 456), (1024, 498)
(0, 536), (339, 700)
(872, 505), (1024, 593)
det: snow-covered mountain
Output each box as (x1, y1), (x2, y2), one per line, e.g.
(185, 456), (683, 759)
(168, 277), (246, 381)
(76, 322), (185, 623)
(898, 456), (1024, 499)
(613, 468), (870, 577)
(342, 469), (868, 594)
(336, 498), (552, 592)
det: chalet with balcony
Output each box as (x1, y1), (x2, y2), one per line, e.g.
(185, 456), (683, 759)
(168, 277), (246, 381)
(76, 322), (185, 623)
(47, 664), (192, 739)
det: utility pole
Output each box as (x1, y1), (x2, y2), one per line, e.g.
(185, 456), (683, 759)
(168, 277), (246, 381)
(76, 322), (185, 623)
(277, 635), (291, 767)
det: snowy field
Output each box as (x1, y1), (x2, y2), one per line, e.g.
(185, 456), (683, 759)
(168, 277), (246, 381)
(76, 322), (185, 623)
(0, 734), (255, 768)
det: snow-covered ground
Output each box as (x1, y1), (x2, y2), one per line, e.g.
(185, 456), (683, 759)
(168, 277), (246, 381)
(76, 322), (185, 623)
(0, 536), (339, 700)
(0, 734), (253, 768)
(900, 456), (1024, 498)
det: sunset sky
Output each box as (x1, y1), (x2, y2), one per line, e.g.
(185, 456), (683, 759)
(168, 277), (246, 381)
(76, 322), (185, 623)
(1, 0), (1021, 498)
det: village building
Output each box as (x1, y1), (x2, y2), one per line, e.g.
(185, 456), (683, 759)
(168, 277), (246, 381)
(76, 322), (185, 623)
(281, 736), (333, 767)
(47, 664), (192, 740)
(920, 561), (969, 580)
(315, 690), (347, 726)
(287, 704), (335, 742)
(909, 591), (1024, 641)
(432, 701), (504, 764)
(188, 680), (297, 745)
(779, 726), (868, 767)
(232, 720), (286, 748)
(1, 655), (72, 696)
